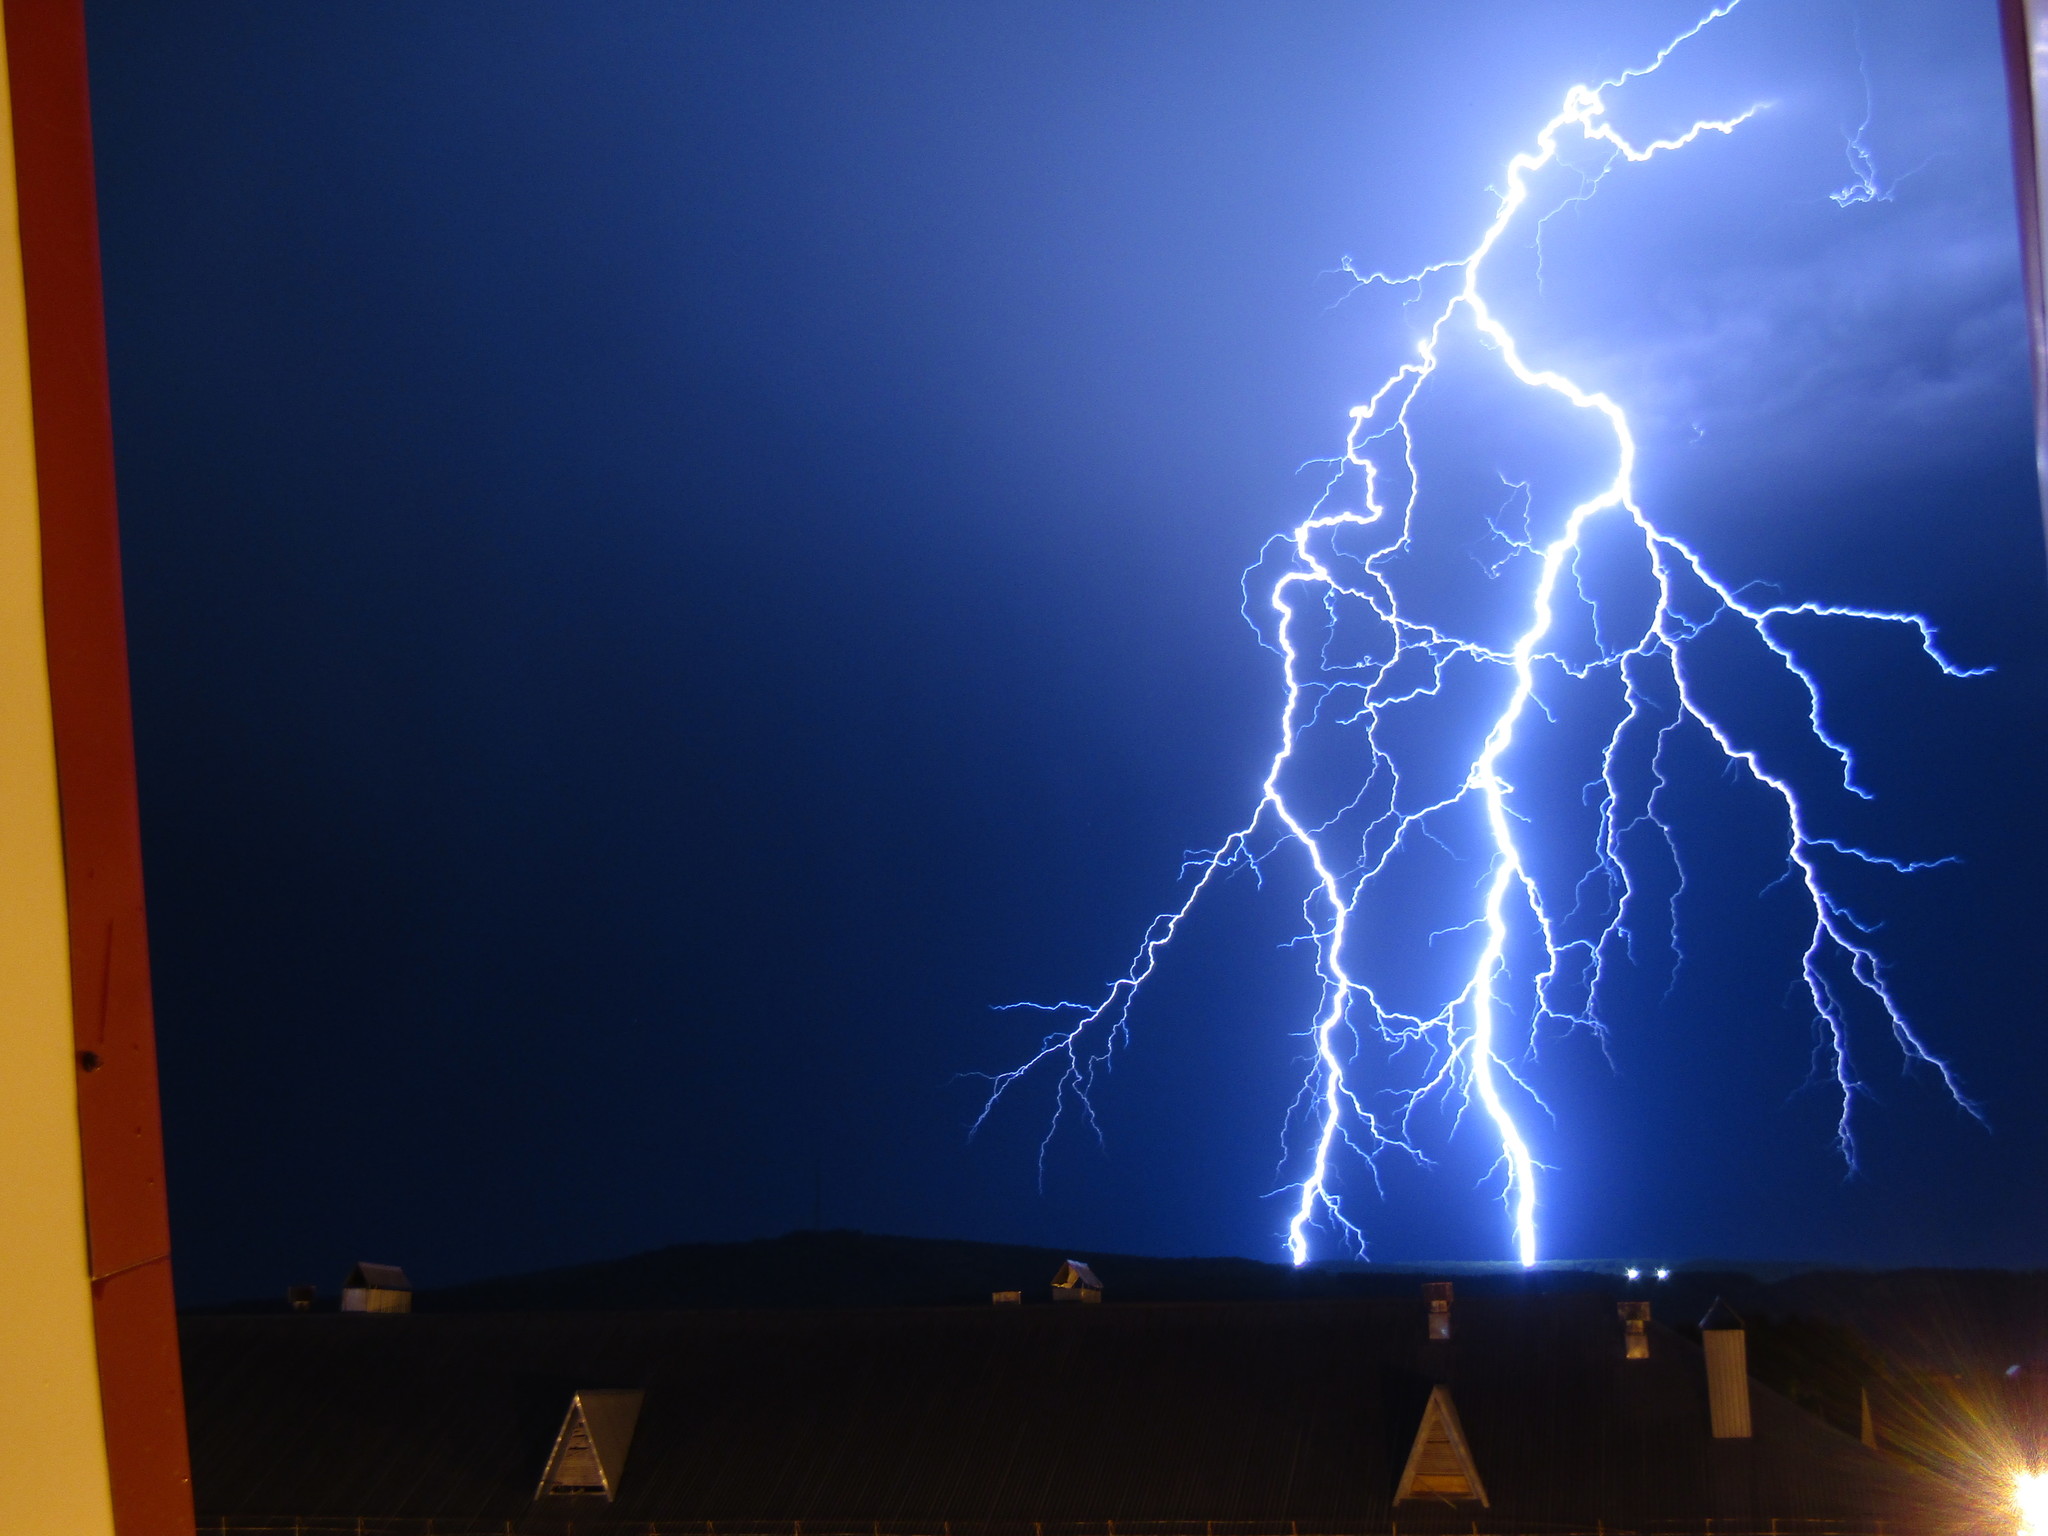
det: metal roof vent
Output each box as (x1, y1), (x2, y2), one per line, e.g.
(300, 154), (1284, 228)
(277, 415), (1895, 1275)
(1619, 1299), (1651, 1359)
(1051, 1259), (1102, 1303)
(1700, 1297), (1752, 1439)
(1394, 1384), (1488, 1506)
(536, 1389), (645, 1501)
(1423, 1280), (1453, 1341)
(339, 1263), (411, 1314)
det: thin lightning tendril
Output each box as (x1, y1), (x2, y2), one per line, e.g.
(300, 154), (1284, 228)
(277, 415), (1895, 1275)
(974, 1), (1982, 1269)
(1830, 12), (1928, 209)
(1832, 16), (1893, 207)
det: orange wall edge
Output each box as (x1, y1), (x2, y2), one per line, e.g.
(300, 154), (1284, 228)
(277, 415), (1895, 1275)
(4, 1), (195, 1531)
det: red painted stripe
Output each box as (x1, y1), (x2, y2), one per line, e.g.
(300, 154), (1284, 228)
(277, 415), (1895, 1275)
(2001, 0), (2048, 527)
(2, 1), (193, 1530)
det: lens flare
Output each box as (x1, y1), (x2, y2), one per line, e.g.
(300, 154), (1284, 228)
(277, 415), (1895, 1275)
(2017, 1470), (2048, 1536)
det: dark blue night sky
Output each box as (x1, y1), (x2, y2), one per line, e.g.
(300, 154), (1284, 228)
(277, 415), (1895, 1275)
(83, 0), (2048, 1304)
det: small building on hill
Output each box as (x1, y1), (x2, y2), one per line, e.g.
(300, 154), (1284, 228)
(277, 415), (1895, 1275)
(179, 1288), (1936, 1534)
(1051, 1258), (1103, 1303)
(338, 1262), (411, 1314)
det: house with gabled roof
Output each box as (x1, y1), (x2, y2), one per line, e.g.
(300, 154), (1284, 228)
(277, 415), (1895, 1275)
(1051, 1258), (1104, 1303)
(338, 1262), (412, 1314)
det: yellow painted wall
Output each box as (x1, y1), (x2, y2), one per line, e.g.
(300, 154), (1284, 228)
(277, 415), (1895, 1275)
(0, 9), (119, 1530)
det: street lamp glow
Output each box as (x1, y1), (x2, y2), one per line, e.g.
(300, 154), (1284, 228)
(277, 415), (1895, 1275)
(2015, 1470), (2048, 1536)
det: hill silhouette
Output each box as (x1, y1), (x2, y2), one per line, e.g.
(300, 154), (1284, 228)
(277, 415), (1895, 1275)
(415, 1229), (1648, 1311)
(203, 1228), (2048, 1382)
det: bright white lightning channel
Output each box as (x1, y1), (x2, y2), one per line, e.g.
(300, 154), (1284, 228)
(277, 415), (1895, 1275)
(976, 2), (1983, 1268)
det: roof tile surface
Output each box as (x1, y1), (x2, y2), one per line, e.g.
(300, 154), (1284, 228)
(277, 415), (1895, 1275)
(180, 1294), (1931, 1532)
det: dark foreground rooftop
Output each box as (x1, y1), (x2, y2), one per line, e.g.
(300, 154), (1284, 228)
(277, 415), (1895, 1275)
(181, 1291), (1937, 1536)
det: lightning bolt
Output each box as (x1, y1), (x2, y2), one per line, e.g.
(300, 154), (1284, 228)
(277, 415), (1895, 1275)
(1829, 12), (1929, 210)
(1832, 15), (1893, 207)
(975, 1), (1983, 1268)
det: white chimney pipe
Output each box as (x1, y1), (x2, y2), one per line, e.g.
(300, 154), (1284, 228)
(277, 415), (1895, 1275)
(1700, 1298), (1752, 1439)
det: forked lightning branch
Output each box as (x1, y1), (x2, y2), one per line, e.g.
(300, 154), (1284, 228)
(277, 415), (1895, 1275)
(976, 1), (1982, 1267)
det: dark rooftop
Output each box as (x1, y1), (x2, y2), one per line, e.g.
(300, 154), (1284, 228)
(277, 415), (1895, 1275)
(181, 1291), (1936, 1535)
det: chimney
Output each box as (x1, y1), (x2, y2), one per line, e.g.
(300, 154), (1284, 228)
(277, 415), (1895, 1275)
(1700, 1298), (1752, 1438)
(1424, 1281), (1453, 1341)
(1619, 1300), (1651, 1360)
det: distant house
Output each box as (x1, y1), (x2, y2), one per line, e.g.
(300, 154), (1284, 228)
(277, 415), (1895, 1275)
(1050, 1258), (1102, 1303)
(338, 1263), (411, 1314)
(179, 1288), (1935, 1533)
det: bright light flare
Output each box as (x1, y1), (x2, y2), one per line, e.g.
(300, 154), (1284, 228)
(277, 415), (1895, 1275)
(2016, 1470), (2048, 1536)
(975, 0), (1980, 1268)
